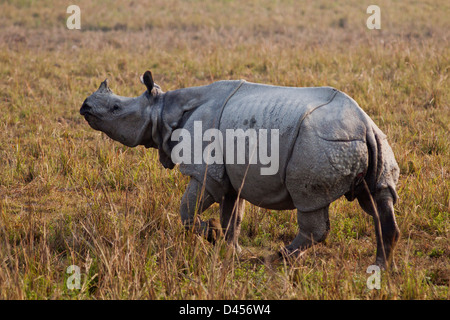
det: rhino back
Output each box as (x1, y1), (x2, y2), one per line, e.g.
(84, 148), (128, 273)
(219, 83), (338, 208)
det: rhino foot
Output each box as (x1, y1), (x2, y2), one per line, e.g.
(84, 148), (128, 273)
(204, 218), (223, 245)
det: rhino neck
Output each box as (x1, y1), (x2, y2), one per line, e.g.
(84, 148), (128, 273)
(139, 94), (164, 149)
(139, 93), (176, 169)
(160, 80), (245, 141)
(144, 80), (245, 169)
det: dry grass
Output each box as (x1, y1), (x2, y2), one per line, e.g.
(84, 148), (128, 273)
(0, 0), (448, 299)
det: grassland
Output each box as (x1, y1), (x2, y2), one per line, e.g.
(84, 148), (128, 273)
(0, 0), (448, 299)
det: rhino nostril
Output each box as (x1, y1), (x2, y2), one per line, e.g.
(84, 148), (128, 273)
(80, 101), (92, 115)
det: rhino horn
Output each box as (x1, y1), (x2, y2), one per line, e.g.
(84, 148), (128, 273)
(96, 79), (111, 93)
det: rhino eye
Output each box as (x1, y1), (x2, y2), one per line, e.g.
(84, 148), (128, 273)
(111, 104), (120, 112)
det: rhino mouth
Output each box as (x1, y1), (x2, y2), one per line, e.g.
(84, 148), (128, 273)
(81, 111), (99, 125)
(83, 112), (97, 122)
(80, 101), (93, 116)
(80, 102), (101, 130)
(80, 102), (100, 120)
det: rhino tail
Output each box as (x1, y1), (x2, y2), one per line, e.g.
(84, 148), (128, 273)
(345, 119), (386, 202)
(365, 125), (381, 195)
(363, 124), (399, 204)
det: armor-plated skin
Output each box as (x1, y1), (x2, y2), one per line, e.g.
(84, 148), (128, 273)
(80, 71), (400, 268)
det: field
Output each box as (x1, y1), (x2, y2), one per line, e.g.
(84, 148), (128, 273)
(0, 0), (448, 299)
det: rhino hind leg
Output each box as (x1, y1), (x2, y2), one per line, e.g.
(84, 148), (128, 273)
(357, 185), (400, 269)
(282, 205), (330, 256)
(180, 179), (222, 244)
(220, 191), (245, 253)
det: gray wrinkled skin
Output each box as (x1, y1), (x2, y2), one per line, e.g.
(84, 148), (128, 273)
(80, 71), (400, 268)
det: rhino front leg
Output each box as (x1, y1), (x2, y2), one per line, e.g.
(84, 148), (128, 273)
(180, 179), (223, 244)
(220, 190), (245, 253)
(282, 205), (330, 256)
(357, 187), (400, 269)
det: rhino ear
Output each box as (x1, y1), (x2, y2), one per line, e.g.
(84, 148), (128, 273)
(141, 70), (155, 93)
(97, 79), (111, 93)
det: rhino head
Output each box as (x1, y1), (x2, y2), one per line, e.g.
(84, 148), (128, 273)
(80, 71), (163, 147)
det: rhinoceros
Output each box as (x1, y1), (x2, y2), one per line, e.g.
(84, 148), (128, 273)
(80, 70), (400, 268)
